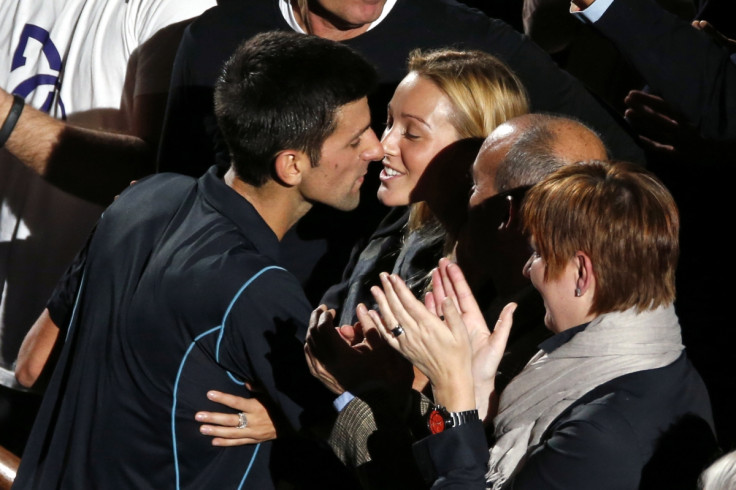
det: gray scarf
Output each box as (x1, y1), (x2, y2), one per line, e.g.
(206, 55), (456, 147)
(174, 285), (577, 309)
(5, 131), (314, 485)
(487, 304), (684, 488)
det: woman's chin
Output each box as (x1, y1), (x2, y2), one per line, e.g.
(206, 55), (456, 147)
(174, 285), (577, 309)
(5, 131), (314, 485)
(377, 187), (410, 208)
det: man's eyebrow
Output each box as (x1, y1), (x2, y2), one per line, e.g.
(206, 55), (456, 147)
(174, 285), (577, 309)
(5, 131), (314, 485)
(349, 122), (372, 141)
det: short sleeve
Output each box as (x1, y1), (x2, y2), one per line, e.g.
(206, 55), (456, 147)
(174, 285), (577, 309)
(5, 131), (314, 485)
(132, 0), (217, 47)
(214, 267), (334, 431)
(46, 225), (97, 333)
(127, 0), (217, 98)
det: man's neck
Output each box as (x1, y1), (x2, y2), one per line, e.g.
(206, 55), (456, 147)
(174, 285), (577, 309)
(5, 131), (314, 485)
(225, 168), (311, 240)
(290, 0), (372, 41)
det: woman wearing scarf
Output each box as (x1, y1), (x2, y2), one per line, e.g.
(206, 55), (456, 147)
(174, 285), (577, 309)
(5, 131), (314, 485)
(369, 160), (718, 489)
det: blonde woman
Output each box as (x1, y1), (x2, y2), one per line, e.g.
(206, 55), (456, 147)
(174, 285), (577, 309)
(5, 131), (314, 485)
(321, 47), (529, 327)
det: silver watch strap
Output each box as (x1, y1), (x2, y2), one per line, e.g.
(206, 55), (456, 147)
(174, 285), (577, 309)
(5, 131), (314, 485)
(449, 409), (480, 428)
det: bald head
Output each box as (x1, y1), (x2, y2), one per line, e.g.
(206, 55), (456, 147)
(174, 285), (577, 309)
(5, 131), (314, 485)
(469, 114), (608, 207)
(544, 116), (609, 164)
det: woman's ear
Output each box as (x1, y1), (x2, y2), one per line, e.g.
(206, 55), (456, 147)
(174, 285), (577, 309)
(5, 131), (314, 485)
(575, 251), (595, 297)
(273, 150), (308, 186)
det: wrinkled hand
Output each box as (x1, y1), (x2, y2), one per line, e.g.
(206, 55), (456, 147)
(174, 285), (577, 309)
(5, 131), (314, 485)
(692, 19), (736, 52)
(368, 270), (473, 412)
(427, 259), (516, 420)
(425, 258), (490, 348)
(114, 180), (137, 201)
(624, 90), (701, 157)
(370, 260), (515, 419)
(304, 304), (413, 396)
(304, 306), (348, 395)
(470, 303), (516, 422)
(195, 389), (277, 446)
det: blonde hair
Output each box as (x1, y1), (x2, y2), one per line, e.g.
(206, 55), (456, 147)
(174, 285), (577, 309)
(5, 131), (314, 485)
(404, 48), (529, 234)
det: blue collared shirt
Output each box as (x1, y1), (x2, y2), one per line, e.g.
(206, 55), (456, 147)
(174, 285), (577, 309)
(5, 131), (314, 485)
(572, 0), (615, 23)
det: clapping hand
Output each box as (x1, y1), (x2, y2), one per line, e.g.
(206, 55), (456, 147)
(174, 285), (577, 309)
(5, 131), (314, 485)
(304, 304), (413, 397)
(367, 259), (516, 420)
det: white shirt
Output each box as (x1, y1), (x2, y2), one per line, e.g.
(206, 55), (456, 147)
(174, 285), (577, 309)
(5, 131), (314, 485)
(0, 0), (216, 380)
(278, 0), (397, 34)
(571, 0), (615, 23)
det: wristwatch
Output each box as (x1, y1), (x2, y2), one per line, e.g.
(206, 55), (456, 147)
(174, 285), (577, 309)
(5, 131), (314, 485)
(427, 404), (479, 434)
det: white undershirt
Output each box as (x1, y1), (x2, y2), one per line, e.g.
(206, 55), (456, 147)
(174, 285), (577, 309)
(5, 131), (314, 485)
(278, 0), (397, 33)
(571, 0), (615, 23)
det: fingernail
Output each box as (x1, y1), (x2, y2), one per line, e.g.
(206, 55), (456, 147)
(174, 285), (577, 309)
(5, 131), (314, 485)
(200, 426), (211, 434)
(195, 413), (206, 421)
(207, 391), (217, 400)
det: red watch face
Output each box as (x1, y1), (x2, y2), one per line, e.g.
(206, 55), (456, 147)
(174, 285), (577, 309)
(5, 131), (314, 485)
(428, 409), (446, 434)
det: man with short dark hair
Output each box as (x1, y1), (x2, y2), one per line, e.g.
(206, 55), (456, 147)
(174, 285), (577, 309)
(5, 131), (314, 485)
(13, 30), (381, 489)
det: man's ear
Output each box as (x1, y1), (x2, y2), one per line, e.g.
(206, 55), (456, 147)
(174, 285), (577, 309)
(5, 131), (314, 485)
(499, 194), (515, 231)
(500, 186), (531, 231)
(273, 150), (310, 186)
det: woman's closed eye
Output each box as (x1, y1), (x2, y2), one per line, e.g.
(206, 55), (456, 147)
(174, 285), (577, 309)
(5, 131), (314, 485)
(401, 129), (419, 140)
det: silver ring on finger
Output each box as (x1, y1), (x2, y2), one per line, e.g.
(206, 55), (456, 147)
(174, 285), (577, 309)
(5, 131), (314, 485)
(391, 324), (405, 337)
(236, 412), (248, 429)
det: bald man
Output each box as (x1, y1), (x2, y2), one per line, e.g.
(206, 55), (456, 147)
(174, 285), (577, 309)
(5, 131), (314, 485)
(456, 113), (609, 393)
(458, 113), (608, 294)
